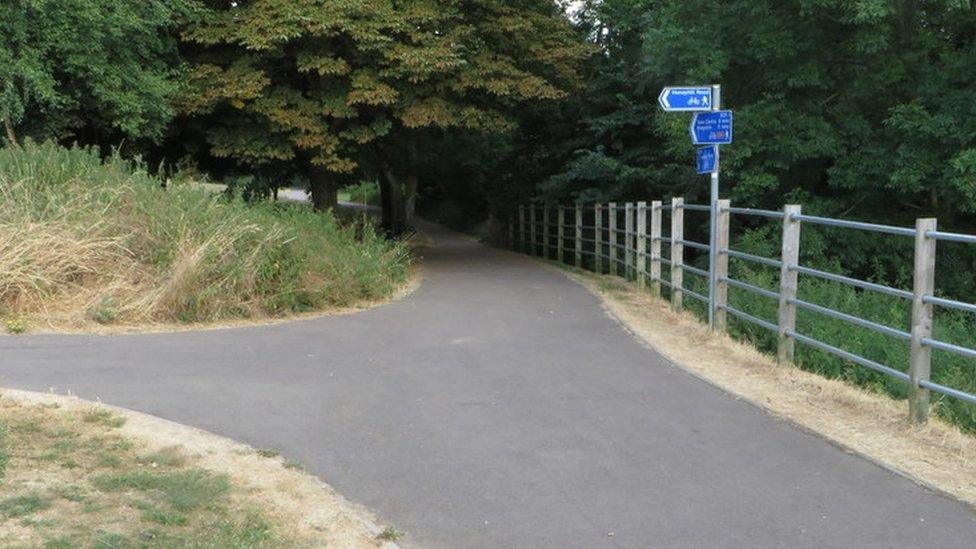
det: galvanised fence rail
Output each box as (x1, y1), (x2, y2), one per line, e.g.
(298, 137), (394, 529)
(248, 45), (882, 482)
(510, 200), (976, 424)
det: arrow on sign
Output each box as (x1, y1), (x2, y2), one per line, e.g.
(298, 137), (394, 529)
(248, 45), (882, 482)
(690, 110), (733, 145)
(658, 87), (713, 111)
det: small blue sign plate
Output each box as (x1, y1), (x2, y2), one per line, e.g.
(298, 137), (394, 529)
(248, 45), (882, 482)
(696, 146), (718, 174)
(690, 110), (733, 145)
(658, 87), (712, 111)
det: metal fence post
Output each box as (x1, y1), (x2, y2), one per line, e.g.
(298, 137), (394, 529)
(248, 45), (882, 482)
(625, 203), (634, 280)
(529, 206), (537, 256)
(557, 207), (565, 263)
(671, 197), (684, 311)
(778, 205), (802, 363)
(608, 202), (618, 276)
(542, 206), (550, 259)
(575, 204), (582, 268)
(636, 201), (647, 289)
(595, 204), (603, 274)
(909, 218), (937, 424)
(714, 199), (731, 331)
(650, 200), (662, 297)
(518, 205), (526, 253)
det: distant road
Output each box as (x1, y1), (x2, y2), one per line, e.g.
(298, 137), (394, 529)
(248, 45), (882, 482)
(2, 220), (974, 547)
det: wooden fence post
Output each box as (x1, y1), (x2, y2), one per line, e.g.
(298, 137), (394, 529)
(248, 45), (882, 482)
(636, 201), (647, 289)
(778, 205), (802, 363)
(909, 218), (937, 424)
(625, 203), (634, 280)
(650, 200), (662, 297)
(518, 205), (526, 253)
(608, 202), (618, 276)
(575, 204), (582, 268)
(714, 199), (731, 331)
(595, 204), (603, 274)
(529, 206), (537, 256)
(542, 206), (550, 259)
(671, 197), (684, 311)
(557, 207), (565, 263)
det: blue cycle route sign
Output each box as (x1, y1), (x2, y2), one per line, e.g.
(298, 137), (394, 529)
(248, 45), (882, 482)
(690, 110), (733, 145)
(696, 146), (718, 174)
(657, 87), (713, 111)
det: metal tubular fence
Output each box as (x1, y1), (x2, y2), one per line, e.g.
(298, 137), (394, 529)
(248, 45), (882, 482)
(512, 201), (976, 424)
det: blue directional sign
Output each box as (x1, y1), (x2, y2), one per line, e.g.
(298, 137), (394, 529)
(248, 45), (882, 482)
(690, 110), (733, 145)
(658, 87), (713, 111)
(696, 146), (718, 174)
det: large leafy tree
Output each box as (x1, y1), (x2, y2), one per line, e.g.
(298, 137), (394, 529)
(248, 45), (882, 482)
(0, 0), (194, 147)
(179, 0), (587, 232)
(500, 0), (976, 295)
(541, 0), (976, 227)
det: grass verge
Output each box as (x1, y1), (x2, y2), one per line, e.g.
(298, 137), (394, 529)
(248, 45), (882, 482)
(560, 267), (976, 508)
(0, 141), (410, 331)
(0, 390), (397, 547)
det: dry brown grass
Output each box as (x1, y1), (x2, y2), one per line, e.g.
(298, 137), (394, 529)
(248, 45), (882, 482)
(565, 269), (976, 507)
(0, 389), (397, 548)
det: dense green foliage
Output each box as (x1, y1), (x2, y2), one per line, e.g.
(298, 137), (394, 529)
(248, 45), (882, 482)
(0, 0), (195, 147)
(534, 1), (976, 218)
(0, 142), (408, 327)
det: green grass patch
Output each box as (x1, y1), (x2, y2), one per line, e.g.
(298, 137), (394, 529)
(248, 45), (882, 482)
(255, 448), (279, 458)
(0, 493), (52, 518)
(339, 179), (381, 206)
(377, 526), (405, 541)
(82, 408), (125, 428)
(91, 469), (230, 512)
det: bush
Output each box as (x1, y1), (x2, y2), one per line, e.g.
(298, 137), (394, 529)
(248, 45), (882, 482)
(0, 141), (409, 328)
(339, 180), (380, 206)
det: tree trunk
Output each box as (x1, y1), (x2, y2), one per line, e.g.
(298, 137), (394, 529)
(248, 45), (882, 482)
(404, 174), (419, 222)
(2, 118), (18, 147)
(380, 165), (409, 236)
(308, 168), (337, 212)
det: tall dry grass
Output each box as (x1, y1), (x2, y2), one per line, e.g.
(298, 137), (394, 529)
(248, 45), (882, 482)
(0, 142), (409, 329)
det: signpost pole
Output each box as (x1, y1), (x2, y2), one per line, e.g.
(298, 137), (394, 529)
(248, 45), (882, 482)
(707, 84), (721, 331)
(660, 82), (730, 330)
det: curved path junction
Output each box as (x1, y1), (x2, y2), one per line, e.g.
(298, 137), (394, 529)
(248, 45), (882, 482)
(2, 221), (975, 548)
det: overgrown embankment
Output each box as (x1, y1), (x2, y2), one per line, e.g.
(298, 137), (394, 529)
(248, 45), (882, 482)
(0, 142), (410, 331)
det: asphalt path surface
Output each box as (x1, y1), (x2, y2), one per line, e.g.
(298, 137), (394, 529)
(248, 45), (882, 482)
(2, 221), (975, 548)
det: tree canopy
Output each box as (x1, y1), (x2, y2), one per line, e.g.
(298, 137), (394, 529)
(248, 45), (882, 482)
(0, 0), (194, 147)
(4, 0), (976, 245)
(532, 0), (976, 227)
(177, 0), (587, 231)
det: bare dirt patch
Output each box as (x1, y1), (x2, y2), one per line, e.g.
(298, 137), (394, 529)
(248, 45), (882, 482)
(563, 269), (976, 508)
(0, 389), (399, 547)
